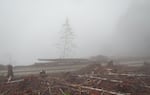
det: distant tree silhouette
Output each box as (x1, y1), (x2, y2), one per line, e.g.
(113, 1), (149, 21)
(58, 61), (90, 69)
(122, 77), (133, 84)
(116, 0), (150, 56)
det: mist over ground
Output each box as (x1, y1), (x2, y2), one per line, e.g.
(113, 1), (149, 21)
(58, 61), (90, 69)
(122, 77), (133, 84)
(0, 0), (149, 65)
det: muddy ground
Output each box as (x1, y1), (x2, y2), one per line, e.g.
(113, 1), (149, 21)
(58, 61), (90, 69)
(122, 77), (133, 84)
(0, 63), (150, 95)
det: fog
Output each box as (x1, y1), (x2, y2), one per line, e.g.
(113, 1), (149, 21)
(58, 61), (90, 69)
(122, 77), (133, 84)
(0, 0), (149, 65)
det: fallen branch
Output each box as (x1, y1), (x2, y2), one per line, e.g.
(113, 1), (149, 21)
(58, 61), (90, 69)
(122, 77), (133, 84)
(7, 79), (24, 84)
(78, 75), (122, 83)
(64, 83), (130, 95)
(108, 73), (150, 77)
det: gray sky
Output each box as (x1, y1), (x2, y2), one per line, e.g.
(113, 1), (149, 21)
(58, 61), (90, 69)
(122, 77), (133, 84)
(0, 0), (149, 65)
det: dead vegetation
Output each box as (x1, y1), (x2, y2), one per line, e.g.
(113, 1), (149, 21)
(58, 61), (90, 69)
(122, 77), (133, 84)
(0, 62), (150, 95)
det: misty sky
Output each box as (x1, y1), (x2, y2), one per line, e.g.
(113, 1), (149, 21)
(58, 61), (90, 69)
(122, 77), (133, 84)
(0, 0), (149, 65)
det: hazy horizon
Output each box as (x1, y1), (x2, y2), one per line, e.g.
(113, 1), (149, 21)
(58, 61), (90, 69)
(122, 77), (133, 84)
(0, 0), (150, 65)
